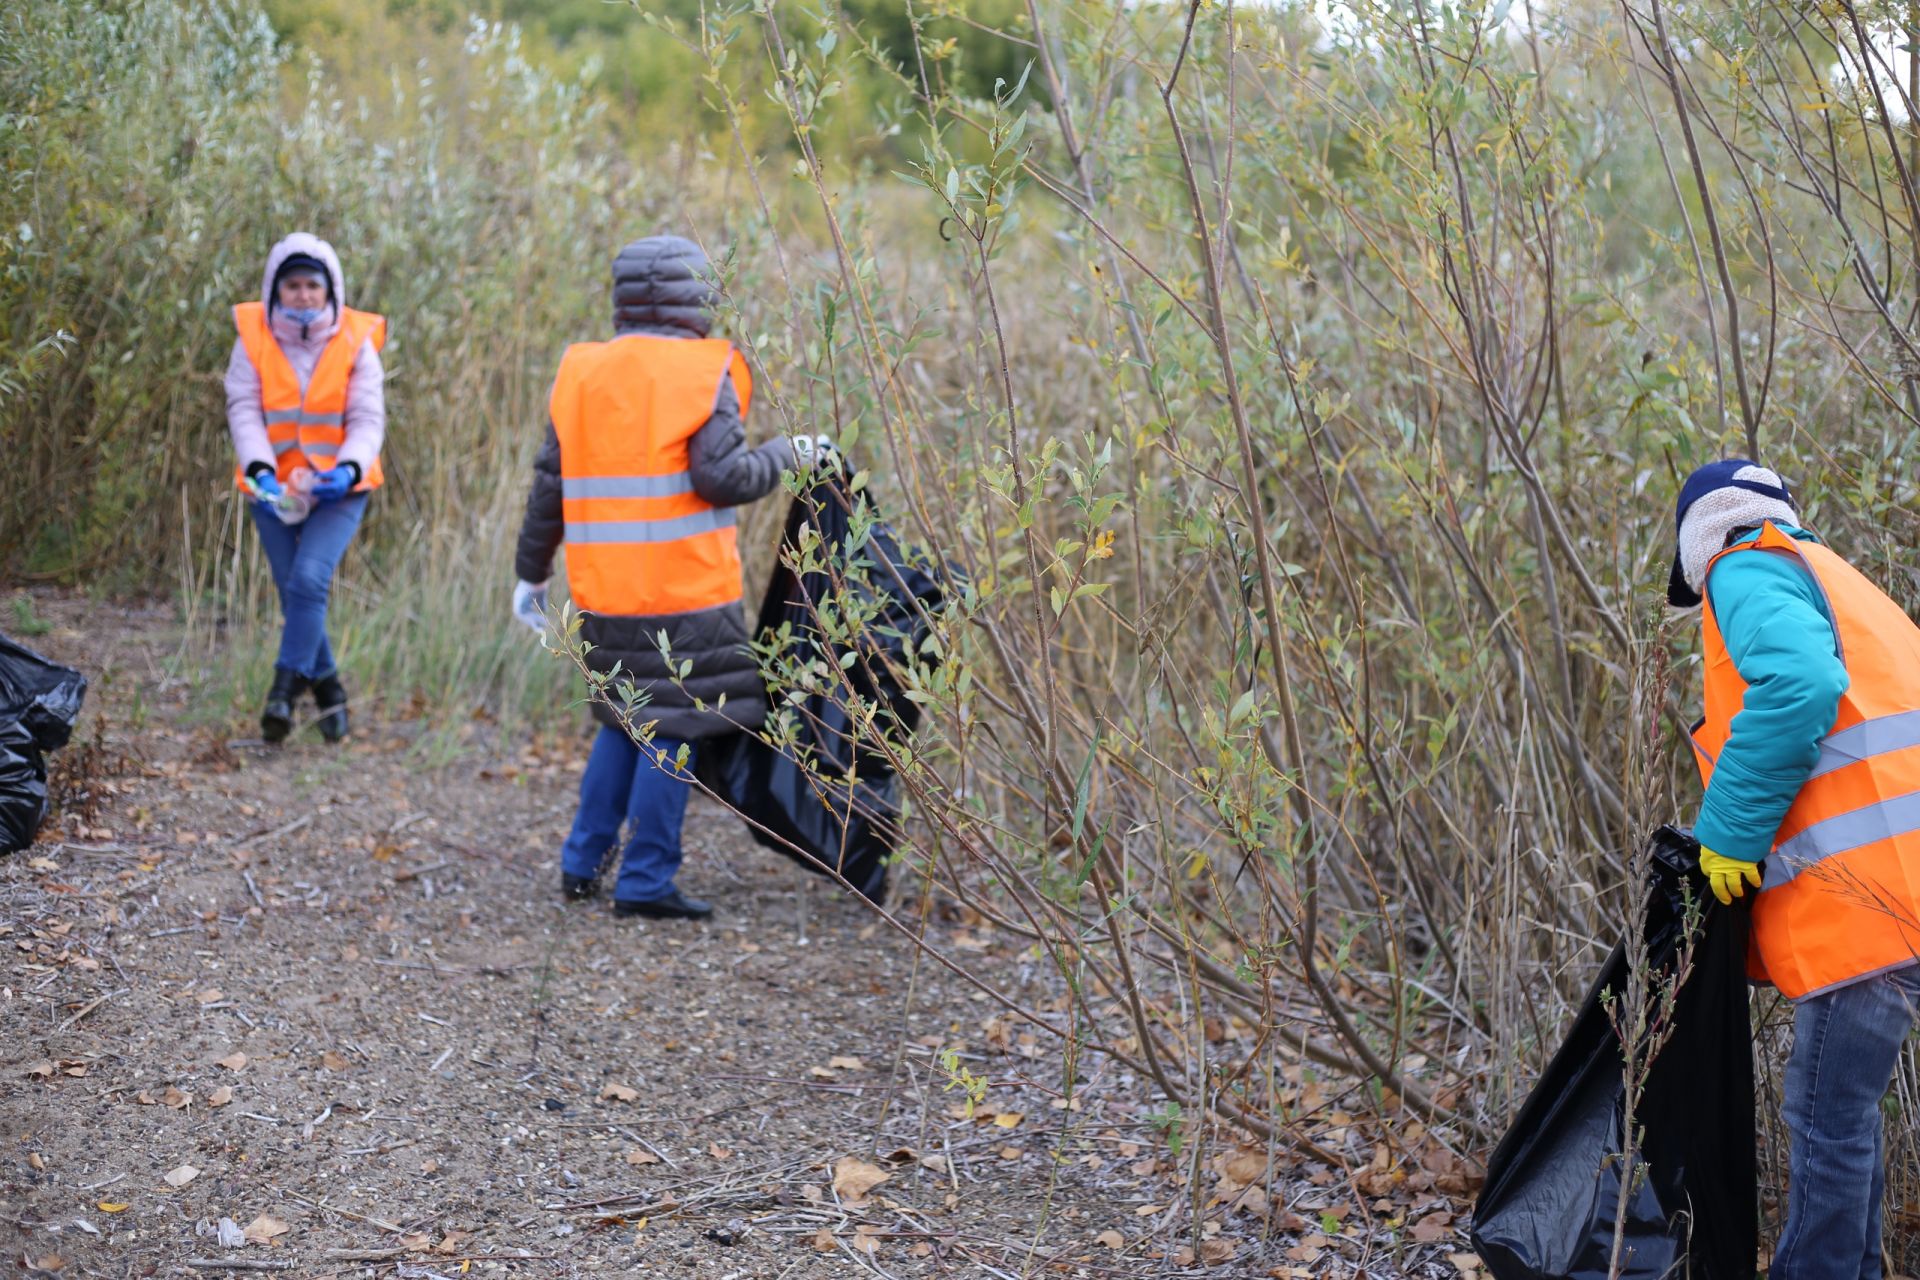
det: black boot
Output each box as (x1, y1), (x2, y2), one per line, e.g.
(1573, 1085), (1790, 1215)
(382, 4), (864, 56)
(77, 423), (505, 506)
(311, 673), (349, 743)
(612, 889), (713, 920)
(261, 668), (307, 743)
(561, 873), (598, 902)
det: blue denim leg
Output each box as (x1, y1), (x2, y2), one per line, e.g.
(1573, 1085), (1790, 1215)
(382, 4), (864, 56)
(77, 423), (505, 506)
(249, 494), (367, 679)
(612, 736), (694, 904)
(559, 725), (640, 880)
(1772, 964), (1920, 1280)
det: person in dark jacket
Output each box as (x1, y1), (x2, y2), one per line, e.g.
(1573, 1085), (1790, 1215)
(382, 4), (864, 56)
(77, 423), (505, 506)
(513, 235), (822, 920)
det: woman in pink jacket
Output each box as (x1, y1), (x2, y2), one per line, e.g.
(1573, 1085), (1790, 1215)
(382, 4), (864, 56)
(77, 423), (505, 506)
(226, 233), (387, 744)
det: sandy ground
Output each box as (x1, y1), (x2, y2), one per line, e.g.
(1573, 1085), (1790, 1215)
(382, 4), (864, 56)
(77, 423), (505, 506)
(1, 591), (1475, 1279)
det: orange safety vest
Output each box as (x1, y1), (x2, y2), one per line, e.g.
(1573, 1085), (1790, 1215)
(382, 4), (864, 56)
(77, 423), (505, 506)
(232, 302), (387, 491)
(549, 336), (754, 617)
(1691, 521), (1920, 998)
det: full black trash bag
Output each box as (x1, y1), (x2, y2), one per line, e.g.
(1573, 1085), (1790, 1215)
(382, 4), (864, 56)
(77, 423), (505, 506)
(0, 632), (88, 854)
(1471, 825), (1755, 1280)
(697, 469), (950, 900)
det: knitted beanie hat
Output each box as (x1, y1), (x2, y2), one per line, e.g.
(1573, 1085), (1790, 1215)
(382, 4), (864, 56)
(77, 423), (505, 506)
(1667, 459), (1799, 608)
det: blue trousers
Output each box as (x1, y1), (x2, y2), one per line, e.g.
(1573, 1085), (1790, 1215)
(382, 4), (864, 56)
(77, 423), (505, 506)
(559, 725), (694, 903)
(249, 493), (368, 680)
(1772, 964), (1920, 1279)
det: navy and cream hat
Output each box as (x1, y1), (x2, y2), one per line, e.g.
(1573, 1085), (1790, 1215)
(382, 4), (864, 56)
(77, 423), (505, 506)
(1667, 459), (1798, 608)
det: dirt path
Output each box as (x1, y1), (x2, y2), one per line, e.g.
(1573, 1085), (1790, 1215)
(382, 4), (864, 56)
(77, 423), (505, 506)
(1, 592), (1466, 1279)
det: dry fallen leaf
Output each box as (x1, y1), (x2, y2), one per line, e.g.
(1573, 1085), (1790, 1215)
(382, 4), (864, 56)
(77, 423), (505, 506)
(1410, 1212), (1455, 1244)
(1095, 1229), (1126, 1249)
(209, 1086), (234, 1107)
(196, 989), (223, 1005)
(242, 1214), (289, 1245)
(163, 1165), (200, 1188)
(320, 1050), (349, 1071)
(433, 1230), (470, 1256)
(1134, 1203), (1163, 1216)
(831, 1156), (890, 1202)
(850, 1224), (883, 1256)
(808, 1066), (838, 1080)
(828, 1055), (864, 1071)
(216, 1052), (248, 1072)
(162, 1086), (192, 1110)
(28, 1152), (44, 1171)
(991, 1111), (1025, 1129)
(1223, 1149), (1266, 1185)
(810, 1228), (837, 1253)
(599, 1082), (639, 1103)
(1200, 1239), (1236, 1265)
(96, 1203), (128, 1214)
(25, 1061), (54, 1079)
(624, 1148), (661, 1167)
(708, 1142), (732, 1161)
(29, 1254), (63, 1273)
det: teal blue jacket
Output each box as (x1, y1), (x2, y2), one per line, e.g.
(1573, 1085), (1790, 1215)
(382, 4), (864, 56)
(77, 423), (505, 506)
(1694, 526), (1851, 863)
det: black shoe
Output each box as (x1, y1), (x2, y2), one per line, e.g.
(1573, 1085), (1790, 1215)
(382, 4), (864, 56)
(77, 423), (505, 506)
(311, 673), (349, 743)
(561, 873), (598, 902)
(612, 889), (712, 920)
(261, 668), (308, 743)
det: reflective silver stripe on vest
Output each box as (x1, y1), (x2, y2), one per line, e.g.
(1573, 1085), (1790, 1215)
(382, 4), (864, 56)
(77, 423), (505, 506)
(562, 474), (695, 500)
(1765, 788), (1920, 890)
(1808, 709), (1920, 779)
(271, 439), (301, 456)
(264, 409), (345, 427)
(565, 508), (736, 544)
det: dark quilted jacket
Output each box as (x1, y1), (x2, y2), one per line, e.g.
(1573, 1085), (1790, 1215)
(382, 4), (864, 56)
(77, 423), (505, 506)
(515, 235), (795, 739)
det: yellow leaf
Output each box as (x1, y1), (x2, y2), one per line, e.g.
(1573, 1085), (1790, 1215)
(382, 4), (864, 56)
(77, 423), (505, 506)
(97, 1203), (129, 1213)
(991, 1111), (1024, 1128)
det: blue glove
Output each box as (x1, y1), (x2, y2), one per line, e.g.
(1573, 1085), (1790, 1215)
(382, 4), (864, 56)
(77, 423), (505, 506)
(310, 465), (357, 502)
(512, 580), (548, 635)
(249, 472), (285, 506)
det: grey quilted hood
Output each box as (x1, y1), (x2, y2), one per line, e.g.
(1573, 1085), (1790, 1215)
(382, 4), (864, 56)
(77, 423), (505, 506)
(612, 235), (715, 336)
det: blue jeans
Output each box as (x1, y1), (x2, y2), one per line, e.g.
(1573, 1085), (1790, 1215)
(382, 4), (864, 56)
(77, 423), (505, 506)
(249, 493), (368, 680)
(559, 725), (694, 903)
(1773, 963), (1920, 1280)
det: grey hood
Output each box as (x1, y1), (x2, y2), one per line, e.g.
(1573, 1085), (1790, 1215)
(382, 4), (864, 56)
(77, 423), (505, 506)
(612, 235), (714, 336)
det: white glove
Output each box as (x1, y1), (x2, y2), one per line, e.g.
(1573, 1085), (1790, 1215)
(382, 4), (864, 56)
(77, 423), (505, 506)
(789, 433), (840, 472)
(512, 580), (548, 635)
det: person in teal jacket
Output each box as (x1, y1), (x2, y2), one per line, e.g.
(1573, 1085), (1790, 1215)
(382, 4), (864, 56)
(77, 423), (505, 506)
(1667, 458), (1919, 1279)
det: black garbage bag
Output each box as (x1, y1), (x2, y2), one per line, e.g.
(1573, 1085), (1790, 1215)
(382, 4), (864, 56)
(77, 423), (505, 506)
(1471, 825), (1755, 1280)
(697, 469), (950, 900)
(0, 632), (88, 854)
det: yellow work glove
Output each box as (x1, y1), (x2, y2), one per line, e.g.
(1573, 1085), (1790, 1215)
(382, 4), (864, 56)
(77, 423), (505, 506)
(1699, 846), (1763, 906)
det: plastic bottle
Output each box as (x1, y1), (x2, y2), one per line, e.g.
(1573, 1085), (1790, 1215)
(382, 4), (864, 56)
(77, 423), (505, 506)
(272, 468), (315, 525)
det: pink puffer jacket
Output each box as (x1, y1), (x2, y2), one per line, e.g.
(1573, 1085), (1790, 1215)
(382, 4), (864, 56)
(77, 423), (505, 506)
(225, 233), (386, 476)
